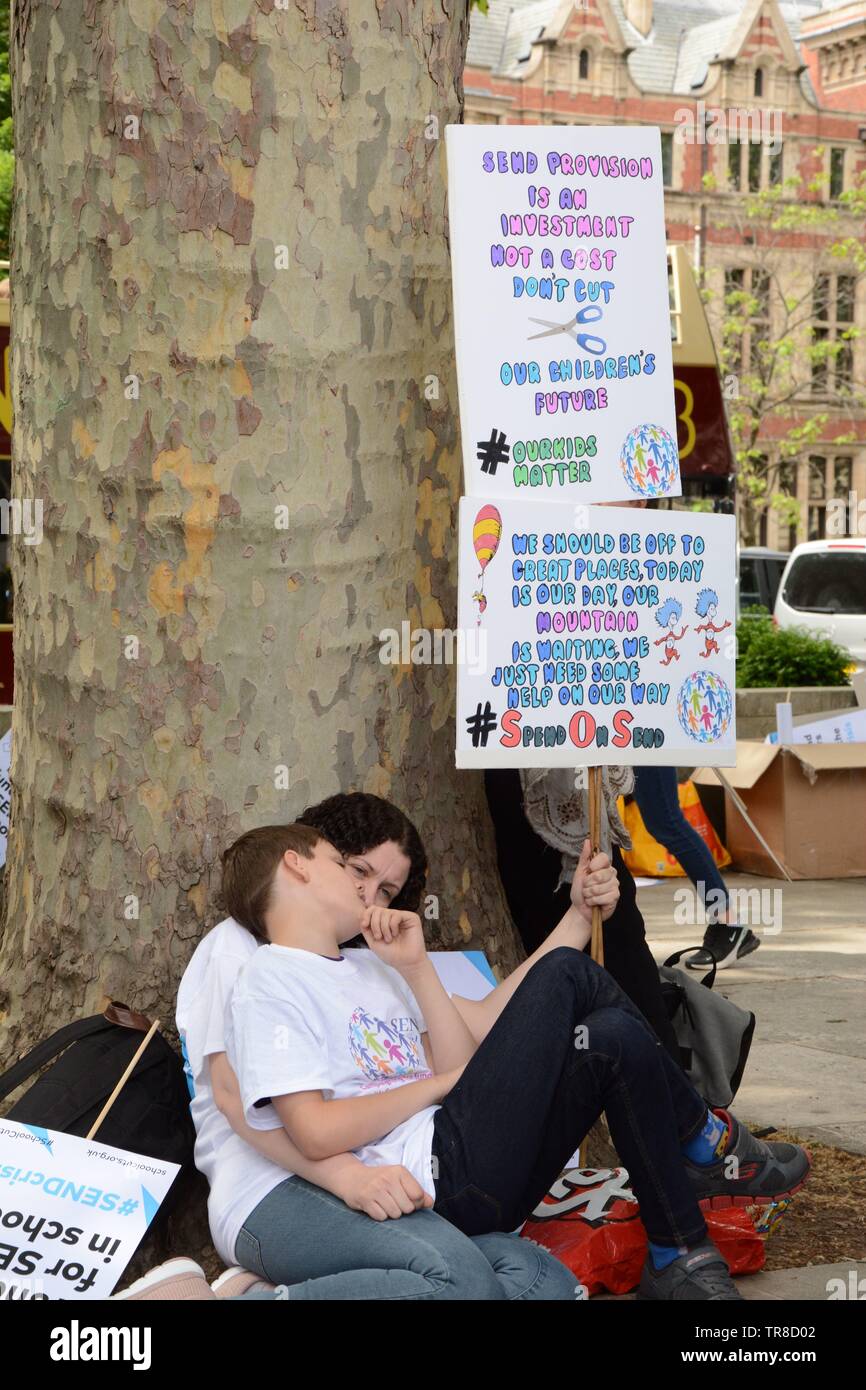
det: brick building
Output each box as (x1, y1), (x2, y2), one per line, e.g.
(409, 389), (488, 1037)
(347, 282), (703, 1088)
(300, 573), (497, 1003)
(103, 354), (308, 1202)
(465, 0), (866, 548)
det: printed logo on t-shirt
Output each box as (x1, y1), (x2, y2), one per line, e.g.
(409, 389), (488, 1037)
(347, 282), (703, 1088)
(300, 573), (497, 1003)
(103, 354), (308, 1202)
(348, 1006), (432, 1089)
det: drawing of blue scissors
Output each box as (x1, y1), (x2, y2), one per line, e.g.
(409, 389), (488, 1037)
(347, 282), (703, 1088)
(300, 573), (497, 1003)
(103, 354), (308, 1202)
(527, 304), (606, 355)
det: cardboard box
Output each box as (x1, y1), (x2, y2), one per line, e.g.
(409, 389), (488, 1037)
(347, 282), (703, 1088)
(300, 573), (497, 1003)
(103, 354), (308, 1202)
(766, 672), (866, 747)
(693, 741), (866, 879)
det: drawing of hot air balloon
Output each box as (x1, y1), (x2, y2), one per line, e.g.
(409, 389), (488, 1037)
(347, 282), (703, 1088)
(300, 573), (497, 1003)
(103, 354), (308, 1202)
(472, 504), (502, 625)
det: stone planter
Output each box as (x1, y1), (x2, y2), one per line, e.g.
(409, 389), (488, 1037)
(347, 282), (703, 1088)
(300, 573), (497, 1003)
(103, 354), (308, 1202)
(734, 685), (857, 741)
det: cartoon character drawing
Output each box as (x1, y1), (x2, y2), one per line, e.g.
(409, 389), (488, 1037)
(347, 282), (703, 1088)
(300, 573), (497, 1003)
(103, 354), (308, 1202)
(472, 590), (487, 615)
(694, 588), (731, 658)
(653, 597), (689, 667)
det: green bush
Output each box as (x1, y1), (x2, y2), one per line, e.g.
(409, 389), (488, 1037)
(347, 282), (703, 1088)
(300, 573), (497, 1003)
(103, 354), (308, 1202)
(736, 605), (770, 664)
(736, 614), (851, 688)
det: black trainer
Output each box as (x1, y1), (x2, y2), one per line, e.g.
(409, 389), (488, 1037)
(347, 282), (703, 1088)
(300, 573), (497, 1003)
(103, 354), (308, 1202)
(637, 1240), (744, 1300)
(685, 924), (760, 971)
(684, 1110), (812, 1210)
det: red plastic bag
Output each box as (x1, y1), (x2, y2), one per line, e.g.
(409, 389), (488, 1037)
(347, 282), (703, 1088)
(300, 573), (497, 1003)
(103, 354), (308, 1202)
(519, 1167), (766, 1297)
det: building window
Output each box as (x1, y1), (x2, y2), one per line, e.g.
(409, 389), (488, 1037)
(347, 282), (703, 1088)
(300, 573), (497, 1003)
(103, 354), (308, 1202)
(829, 147), (846, 200)
(808, 455), (827, 539)
(756, 453), (770, 546)
(754, 68), (764, 98)
(578, 48), (590, 81)
(660, 132), (673, 188)
(724, 266), (770, 375)
(806, 455), (855, 539)
(812, 273), (856, 396)
(727, 138), (782, 192)
(724, 268), (744, 371)
(777, 462), (799, 550)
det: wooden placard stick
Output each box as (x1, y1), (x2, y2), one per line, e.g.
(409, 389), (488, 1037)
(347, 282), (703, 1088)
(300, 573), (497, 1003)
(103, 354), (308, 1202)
(86, 1018), (161, 1142)
(588, 766), (605, 967)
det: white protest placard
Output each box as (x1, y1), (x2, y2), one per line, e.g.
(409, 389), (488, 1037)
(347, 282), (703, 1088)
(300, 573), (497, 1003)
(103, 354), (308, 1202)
(0, 1119), (179, 1299)
(445, 125), (679, 503)
(766, 705), (866, 746)
(456, 498), (736, 769)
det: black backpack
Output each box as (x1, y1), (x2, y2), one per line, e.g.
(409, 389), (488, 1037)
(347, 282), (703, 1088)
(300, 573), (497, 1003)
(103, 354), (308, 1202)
(0, 1001), (196, 1237)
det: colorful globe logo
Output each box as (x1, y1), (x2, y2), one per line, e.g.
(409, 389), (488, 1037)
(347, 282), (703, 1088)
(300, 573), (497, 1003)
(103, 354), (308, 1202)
(619, 423), (679, 497)
(677, 671), (734, 744)
(347, 1007), (424, 1083)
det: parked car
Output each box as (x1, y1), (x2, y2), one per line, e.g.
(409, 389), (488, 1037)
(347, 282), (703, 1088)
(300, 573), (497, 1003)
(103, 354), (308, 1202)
(738, 546), (789, 616)
(774, 538), (866, 666)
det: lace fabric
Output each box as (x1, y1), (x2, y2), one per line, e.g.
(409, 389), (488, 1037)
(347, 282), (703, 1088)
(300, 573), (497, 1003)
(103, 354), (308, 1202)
(519, 765), (635, 891)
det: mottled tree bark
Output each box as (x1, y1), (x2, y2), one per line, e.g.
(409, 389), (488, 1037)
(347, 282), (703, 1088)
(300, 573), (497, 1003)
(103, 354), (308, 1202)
(0, 0), (523, 1057)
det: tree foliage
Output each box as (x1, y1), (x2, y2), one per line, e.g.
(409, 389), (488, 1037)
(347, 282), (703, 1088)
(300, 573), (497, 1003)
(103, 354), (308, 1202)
(702, 163), (866, 545)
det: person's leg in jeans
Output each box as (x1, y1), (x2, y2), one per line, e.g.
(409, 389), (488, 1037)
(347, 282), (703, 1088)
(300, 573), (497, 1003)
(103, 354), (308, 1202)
(484, 768), (680, 1062)
(432, 948), (708, 1248)
(234, 1177), (578, 1300)
(632, 766), (760, 970)
(632, 766), (729, 919)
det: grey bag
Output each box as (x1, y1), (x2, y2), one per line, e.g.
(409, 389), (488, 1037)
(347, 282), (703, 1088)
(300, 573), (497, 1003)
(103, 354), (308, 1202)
(659, 949), (756, 1109)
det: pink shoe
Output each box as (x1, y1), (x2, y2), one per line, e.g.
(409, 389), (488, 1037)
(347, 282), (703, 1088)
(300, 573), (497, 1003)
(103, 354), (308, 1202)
(211, 1266), (278, 1298)
(113, 1257), (217, 1301)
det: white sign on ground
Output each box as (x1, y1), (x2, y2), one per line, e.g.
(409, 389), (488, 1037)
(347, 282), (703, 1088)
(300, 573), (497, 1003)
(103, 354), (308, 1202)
(0, 1119), (179, 1299)
(456, 498), (736, 769)
(446, 124), (679, 503)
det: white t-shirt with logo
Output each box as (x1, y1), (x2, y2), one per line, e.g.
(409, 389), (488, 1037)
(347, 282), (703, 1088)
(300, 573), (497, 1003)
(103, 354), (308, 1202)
(176, 917), (291, 1266)
(227, 944), (439, 1202)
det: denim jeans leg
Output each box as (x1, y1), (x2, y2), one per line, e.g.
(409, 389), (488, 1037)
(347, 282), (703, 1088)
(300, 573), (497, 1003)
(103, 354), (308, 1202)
(633, 765), (729, 919)
(431, 948), (707, 1248)
(235, 1176), (513, 1300)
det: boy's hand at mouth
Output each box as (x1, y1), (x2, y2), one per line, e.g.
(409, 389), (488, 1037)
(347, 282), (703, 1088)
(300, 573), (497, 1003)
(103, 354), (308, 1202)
(570, 837), (620, 925)
(361, 906), (428, 971)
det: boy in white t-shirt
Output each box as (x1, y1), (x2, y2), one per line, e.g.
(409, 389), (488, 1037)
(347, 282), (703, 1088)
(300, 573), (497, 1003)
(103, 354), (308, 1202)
(175, 911), (444, 1274)
(160, 807), (586, 1303)
(221, 820), (810, 1303)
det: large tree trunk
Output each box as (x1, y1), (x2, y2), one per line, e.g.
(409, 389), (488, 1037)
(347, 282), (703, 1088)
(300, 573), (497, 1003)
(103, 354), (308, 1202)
(0, 0), (522, 1057)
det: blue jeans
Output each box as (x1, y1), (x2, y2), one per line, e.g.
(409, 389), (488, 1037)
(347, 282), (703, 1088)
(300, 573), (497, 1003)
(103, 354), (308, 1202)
(632, 765), (730, 920)
(236, 1177), (577, 1300)
(431, 948), (709, 1249)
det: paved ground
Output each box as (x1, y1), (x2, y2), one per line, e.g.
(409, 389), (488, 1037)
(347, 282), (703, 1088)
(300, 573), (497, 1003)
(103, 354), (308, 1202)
(596, 1260), (866, 1301)
(637, 872), (866, 1155)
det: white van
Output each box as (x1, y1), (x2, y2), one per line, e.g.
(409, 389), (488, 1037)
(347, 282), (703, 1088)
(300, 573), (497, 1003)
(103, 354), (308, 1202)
(774, 538), (866, 666)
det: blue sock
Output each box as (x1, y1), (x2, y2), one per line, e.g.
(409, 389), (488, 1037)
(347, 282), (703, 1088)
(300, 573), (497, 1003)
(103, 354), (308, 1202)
(648, 1240), (689, 1270)
(682, 1109), (730, 1166)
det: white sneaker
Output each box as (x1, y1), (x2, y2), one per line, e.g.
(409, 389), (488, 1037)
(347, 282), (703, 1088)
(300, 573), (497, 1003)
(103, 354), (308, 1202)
(113, 1257), (216, 1300)
(211, 1266), (277, 1298)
